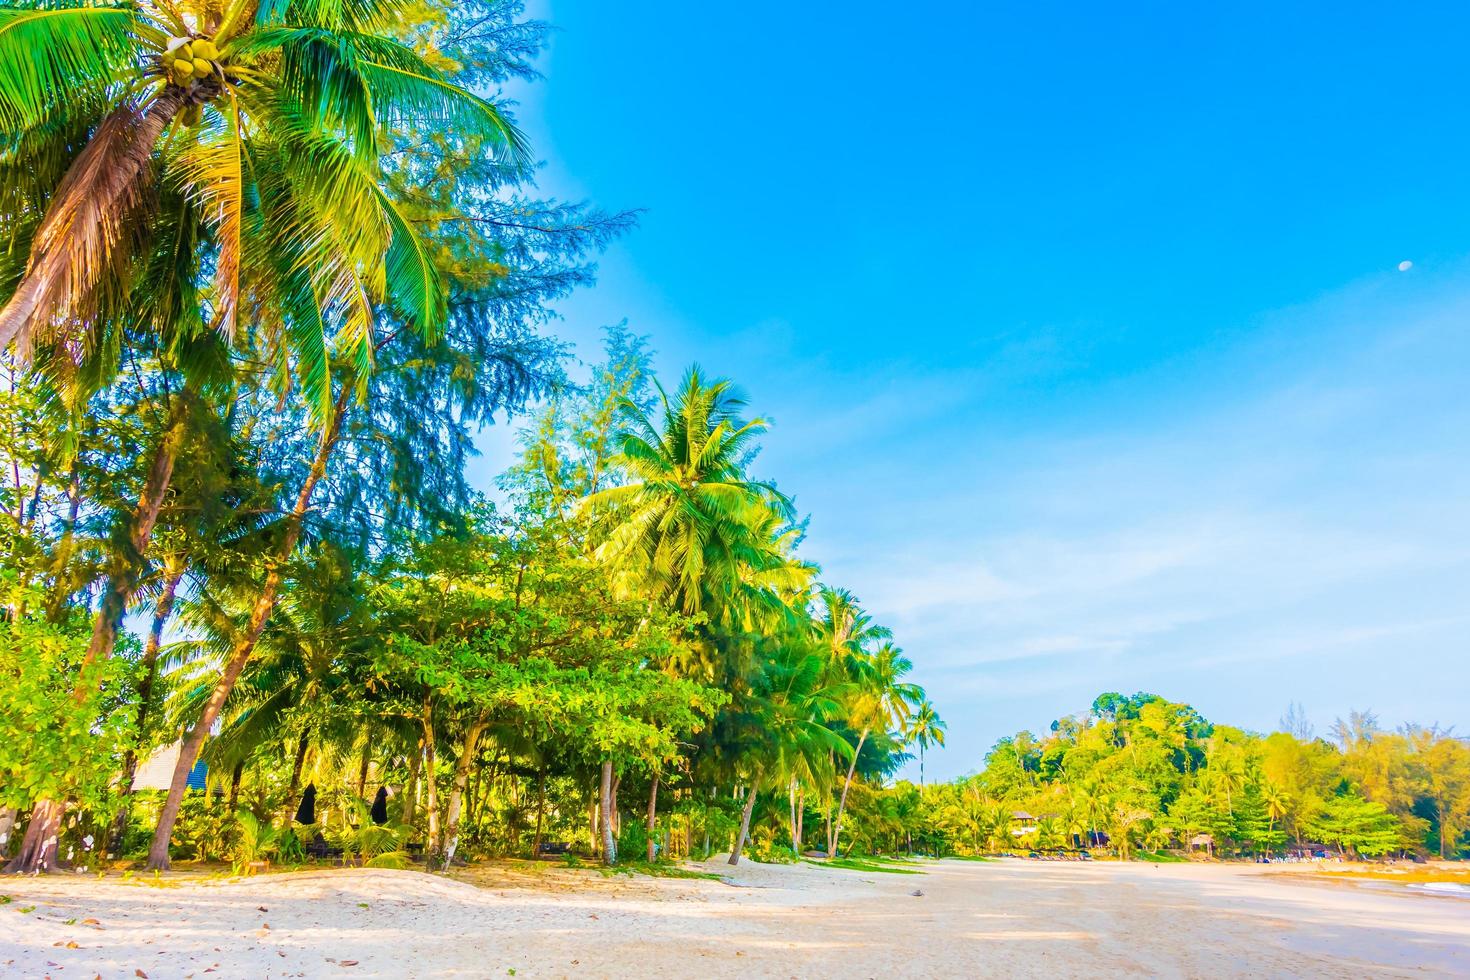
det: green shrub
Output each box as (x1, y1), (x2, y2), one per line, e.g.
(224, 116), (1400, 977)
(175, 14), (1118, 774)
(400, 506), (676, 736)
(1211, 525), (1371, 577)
(365, 850), (411, 869)
(231, 810), (280, 875)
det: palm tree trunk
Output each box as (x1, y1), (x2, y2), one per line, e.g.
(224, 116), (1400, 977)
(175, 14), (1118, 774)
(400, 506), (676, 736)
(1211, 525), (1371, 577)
(646, 772), (660, 863)
(145, 394), (345, 869)
(78, 395), (193, 683)
(830, 728), (868, 857)
(442, 718), (485, 870)
(283, 732), (310, 824)
(796, 788), (804, 854)
(729, 776), (761, 866)
(404, 745), (421, 829)
(789, 779), (800, 857)
(227, 762), (244, 811)
(107, 560), (185, 853)
(357, 743), (371, 800)
(42, 464), (81, 622)
(598, 760), (617, 865)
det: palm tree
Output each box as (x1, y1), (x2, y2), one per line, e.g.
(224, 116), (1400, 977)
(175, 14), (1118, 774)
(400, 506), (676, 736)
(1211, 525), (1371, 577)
(1262, 780), (1291, 842)
(814, 586), (892, 671)
(0, 0), (524, 367)
(585, 366), (794, 623)
(829, 641), (922, 856)
(907, 699), (946, 791)
(1, 0), (525, 872)
(727, 639), (850, 865)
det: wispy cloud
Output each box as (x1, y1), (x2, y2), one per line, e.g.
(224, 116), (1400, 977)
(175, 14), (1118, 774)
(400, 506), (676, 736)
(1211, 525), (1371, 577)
(772, 267), (1470, 778)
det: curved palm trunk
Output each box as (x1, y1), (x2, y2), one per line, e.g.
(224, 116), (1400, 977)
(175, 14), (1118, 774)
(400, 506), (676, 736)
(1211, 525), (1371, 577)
(829, 727), (868, 857)
(729, 776), (761, 866)
(107, 561), (185, 853)
(79, 395), (193, 682)
(0, 87), (189, 351)
(145, 394), (345, 869)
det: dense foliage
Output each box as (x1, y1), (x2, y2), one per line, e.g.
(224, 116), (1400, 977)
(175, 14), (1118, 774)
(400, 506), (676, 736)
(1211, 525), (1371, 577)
(881, 694), (1470, 862)
(0, 0), (936, 873)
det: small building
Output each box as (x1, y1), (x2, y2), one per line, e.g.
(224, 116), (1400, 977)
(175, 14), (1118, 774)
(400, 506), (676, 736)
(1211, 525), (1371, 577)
(1189, 833), (1215, 856)
(131, 741), (208, 791)
(1010, 810), (1038, 836)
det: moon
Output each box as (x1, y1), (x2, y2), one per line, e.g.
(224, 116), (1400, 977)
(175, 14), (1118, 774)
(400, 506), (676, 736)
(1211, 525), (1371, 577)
(1398, 260), (1413, 272)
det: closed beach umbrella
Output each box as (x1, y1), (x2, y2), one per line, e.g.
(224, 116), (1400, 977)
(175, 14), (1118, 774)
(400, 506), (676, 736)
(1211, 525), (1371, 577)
(371, 787), (389, 825)
(295, 784), (317, 825)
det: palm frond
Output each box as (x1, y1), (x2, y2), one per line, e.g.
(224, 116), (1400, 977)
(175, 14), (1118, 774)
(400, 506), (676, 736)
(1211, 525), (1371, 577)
(0, 5), (135, 131)
(0, 87), (187, 355)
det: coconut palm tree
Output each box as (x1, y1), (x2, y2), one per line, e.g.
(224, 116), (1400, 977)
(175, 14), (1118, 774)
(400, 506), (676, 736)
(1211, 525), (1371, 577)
(814, 586), (891, 673)
(584, 366), (794, 623)
(0, 0), (524, 373)
(727, 639), (850, 866)
(907, 699), (946, 791)
(829, 641), (922, 856)
(1262, 780), (1291, 842)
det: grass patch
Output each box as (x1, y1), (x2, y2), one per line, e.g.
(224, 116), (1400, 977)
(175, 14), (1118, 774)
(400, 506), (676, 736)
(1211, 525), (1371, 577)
(809, 857), (922, 875)
(595, 861), (721, 881)
(943, 855), (995, 862)
(1136, 851), (1188, 863)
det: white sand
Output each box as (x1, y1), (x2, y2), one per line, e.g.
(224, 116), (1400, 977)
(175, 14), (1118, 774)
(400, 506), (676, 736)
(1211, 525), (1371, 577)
(2, 858), (1468, 978)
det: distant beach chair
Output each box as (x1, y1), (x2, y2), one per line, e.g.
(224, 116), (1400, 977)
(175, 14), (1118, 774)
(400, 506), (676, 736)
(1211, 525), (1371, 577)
(306, 833), (344, 862)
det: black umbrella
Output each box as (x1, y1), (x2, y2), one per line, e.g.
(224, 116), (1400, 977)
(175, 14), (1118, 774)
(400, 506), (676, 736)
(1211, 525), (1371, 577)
(370, 786), (389, 825)
(294, 784), (317, 825)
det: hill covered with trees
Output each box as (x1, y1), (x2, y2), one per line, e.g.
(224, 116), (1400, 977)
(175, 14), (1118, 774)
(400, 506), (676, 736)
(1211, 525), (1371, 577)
(874, 693), (1470, 862)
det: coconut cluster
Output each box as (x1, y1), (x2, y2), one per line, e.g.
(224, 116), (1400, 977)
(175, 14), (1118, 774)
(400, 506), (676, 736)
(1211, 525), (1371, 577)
(161, 36), (221, 87)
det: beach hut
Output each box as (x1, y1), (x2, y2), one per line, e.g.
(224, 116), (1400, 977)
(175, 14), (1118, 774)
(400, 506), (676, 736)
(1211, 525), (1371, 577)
(1010, 810), (1038, 836)
(1189, 833), (1215, 857)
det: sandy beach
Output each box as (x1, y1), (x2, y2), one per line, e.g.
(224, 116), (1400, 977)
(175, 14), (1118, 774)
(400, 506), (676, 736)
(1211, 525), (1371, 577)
(2, 858), (1467, 978)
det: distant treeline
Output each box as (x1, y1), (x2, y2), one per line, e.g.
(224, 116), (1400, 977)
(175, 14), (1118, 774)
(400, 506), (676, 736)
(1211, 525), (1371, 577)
(899, 693), (1469, 860)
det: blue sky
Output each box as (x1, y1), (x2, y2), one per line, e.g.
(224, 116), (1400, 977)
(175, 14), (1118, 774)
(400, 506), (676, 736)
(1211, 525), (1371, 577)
(478, 2), (1470, 780)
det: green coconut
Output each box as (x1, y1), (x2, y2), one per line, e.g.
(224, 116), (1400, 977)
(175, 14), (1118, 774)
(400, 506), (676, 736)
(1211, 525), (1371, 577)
(170, 60), (194, 85)
(192, 57), (212, 75)
(192, 39), (219, 61)
(180, 102), (203, 127)
(176, 41), (194, 61)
